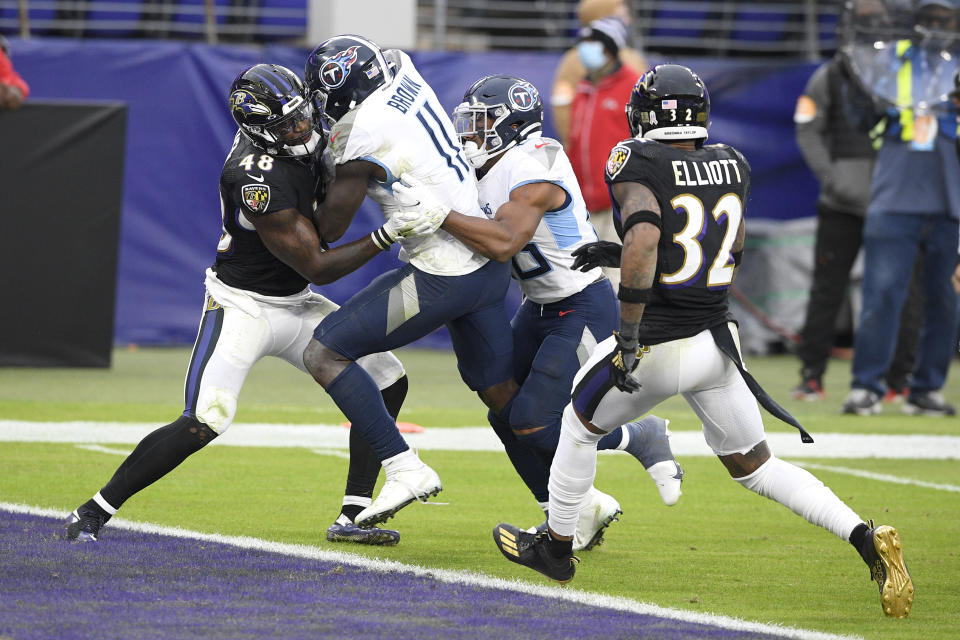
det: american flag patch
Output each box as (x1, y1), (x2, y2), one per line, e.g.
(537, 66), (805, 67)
(661, 99), (677, 109)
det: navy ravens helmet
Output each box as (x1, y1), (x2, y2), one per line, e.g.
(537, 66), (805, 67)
(626, 64), (710, 142)
(452, 75), (544, 168)
(305, 34), (394, 125)
(229, 64), (322, 158)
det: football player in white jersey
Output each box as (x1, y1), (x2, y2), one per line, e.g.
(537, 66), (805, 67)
(300, 36), (519, 528)
(394, 75), (683, 551)
(64, 64), (441, 545)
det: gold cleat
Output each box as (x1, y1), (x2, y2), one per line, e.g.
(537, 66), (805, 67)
(866, 525), (914, 618)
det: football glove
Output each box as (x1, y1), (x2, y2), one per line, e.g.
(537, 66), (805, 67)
(610, 330), (641, 393)
(390, 173), (450, 238)
(571, 241), (622, 271)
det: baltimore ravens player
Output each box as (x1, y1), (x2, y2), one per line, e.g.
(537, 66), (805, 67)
(491, 64), (914, 620)
(64, 64), (440, 545)
(301, 35), (518, 528)
(393, 74), (683, 551)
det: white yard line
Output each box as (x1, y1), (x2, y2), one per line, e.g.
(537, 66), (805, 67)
(794, 461), (960, 493)
(1, 501), (860, 640)
(74, 444), (132, 456)
(3, 420), (959, 459)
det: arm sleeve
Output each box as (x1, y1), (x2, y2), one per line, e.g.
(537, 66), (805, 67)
(794, 63), (832, 181)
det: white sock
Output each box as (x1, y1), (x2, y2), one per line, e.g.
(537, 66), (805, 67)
(734, 456), (863, 540)
(548, 406), (603, 538)
(381, 449), (420, 476)
(342, 495), (372, 509)
(537, 501), (549, 515)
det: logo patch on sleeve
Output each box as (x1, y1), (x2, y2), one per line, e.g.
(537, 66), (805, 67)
(242, 184), (271, 214)
(605, 145), (631, 178)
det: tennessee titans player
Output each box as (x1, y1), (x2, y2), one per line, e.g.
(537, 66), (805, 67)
(394, 75), (683, 551)
(301, 35), (519, 529)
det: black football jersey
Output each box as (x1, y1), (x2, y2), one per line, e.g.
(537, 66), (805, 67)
(604, 138), (751, 344)
(213, 131), (319, 296)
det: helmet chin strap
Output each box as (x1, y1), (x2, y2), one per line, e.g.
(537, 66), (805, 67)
(285, 130), (323, 157)
(463, 141), (489, 168)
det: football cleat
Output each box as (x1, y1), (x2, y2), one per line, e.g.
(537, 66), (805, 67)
(792, 377), (825, 401)
(573, 487), (622, 551)
(902, 391), (956, 417)
(622, 416), (684, 506)
(493, 522), (579, 584)
(841, 389), (881, 416)
(326, 521), (400, 546)
(354, 464), (442, 528)
(859, 523), (914, 618)
(64, 504), (110, 542)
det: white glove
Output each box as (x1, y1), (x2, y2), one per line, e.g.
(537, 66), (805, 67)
(392, 173), (450, 236)
(369, 174), (451, 250)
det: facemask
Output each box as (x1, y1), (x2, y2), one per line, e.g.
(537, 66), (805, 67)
(463, 140), (488, 168)
(577, 41), (608, 71)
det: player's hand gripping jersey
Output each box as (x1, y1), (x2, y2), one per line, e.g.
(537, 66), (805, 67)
(214, 131), (322, 296)
(477, 136), (603, 304)
(326, 50), (488, 276)
(605, 138), (751, 344)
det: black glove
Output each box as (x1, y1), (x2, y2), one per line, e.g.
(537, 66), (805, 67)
(571, 241), (622, 271)
(610, 330), (641, 393)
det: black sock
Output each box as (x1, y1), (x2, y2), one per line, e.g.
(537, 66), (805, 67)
(99, 415), (217, 509)
(545, 531), (573, 558)
(341, 504), (364, 522)
(849, 522), (871, 555)
(341, 375), (409, 505)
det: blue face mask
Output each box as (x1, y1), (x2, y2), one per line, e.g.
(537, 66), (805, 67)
(577, 41), (608, 71)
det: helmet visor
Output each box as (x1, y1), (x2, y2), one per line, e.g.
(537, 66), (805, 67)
(452, 104), (488, 142)
(265, 99), (315, 147)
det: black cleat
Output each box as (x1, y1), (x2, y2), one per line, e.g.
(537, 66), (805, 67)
(64, 504), (110, 542)
(493, 523), (579, 584)
(859, 522), (914, 618)
(325, 521), (400, 546)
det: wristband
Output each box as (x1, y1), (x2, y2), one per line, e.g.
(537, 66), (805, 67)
(618, 285), (651, 304)
(622, 210), (662, 236)
(370, 226), (394, 251)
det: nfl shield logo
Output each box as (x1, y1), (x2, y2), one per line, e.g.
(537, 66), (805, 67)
(242, 184), (271, 214)
(605, 145), (631, 178)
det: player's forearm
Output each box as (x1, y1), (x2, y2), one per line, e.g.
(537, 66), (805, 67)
(618, 224), (659, 326)
(307, 237), (382, 285)
(440, 211), (521, 262)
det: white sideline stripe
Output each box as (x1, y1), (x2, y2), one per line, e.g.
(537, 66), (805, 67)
(74, 444), (131, 456)
(310, 448), (351, 460)
(2, 420), (959, 459)
(794, 462), (960, 493)
(2, 501), (859, 640)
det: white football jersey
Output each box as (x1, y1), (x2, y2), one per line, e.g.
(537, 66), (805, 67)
(328, 50), (488, 276)
(477, 135), (603, 303)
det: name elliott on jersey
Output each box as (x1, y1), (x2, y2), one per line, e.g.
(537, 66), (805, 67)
(671, 158), (742, 187)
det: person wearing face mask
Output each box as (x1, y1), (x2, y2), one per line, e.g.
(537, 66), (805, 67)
(550, 0), (646, 147)
(566, 16), (640, 291)
(840, 0), (960, 417)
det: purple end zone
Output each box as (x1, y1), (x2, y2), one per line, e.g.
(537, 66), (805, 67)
(1, 511), (786, 640)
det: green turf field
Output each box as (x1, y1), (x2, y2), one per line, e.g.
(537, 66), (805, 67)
(2, 347), (958, 639)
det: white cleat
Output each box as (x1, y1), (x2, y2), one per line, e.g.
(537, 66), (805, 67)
(573, 487), (622, 551)
(646, 459), (684, 506)
(354, 464), (442, 528)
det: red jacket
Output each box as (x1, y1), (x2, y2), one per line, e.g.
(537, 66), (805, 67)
(567, 65), (638, 213)
(1, 48), (29, 98)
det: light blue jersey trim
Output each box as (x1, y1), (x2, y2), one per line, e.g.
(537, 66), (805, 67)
(510, 179), (583, 249)
(361, 155), (398, 195)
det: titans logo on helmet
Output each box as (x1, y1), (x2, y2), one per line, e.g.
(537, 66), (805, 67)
(508, 82), (539, 112)
(231, 90), (271, 118)
(319, 45), (360, 90)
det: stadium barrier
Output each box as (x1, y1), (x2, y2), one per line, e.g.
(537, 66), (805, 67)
(6, 38), (822, 350)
